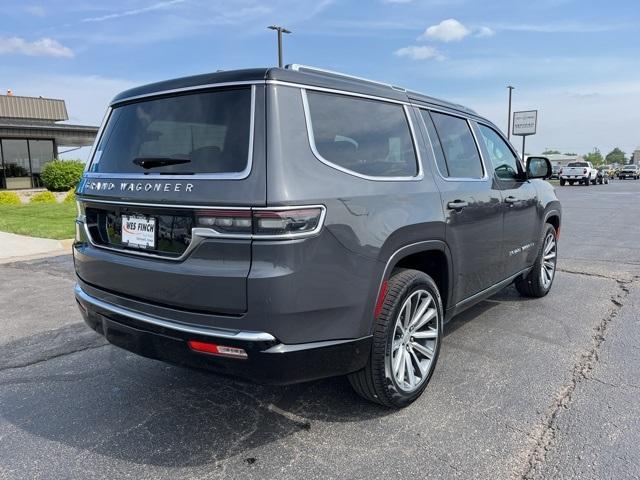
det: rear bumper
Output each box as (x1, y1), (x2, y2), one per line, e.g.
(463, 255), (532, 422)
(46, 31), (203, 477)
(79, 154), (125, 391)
(75, 284), (371, 385)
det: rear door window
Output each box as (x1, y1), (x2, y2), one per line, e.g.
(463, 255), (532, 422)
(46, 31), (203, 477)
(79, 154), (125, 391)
(305, 90), (418, 178)
(429, 111), (484, 179)
(90, 87), (253, 175)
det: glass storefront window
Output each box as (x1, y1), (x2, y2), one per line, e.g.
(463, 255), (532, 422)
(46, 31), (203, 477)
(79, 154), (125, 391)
(2, 139), (32, 189)
(28, 140), (54, 188)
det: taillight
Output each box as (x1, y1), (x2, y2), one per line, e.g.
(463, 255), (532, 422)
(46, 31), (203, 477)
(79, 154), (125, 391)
(254, 208), (323, 236)
(195, 209), (252, 234)
(195, 206), (325, 239)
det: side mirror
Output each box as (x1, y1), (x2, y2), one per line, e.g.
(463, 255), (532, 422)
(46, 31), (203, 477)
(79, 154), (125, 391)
(526, 156), (552, 179)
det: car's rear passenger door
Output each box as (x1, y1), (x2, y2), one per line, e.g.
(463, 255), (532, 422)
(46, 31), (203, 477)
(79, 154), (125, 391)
(418, 109), (504, 304)
(473, 122), (540, 277)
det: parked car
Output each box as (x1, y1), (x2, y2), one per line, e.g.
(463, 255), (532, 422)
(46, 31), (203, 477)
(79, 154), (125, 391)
(618, 164), (640, 179)
(596, 166), (610, 184)
(550, 165), (561, 180)
(559, 161), (598, 186)
(73, 65), (561, 408)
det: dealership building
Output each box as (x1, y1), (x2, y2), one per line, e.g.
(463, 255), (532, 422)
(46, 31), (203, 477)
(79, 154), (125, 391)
(0, 92), (98, 190)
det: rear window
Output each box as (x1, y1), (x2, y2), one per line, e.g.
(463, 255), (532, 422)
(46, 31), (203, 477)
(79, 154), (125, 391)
(567, 162), (588, 167)
(305, 91), (418, 178)
(89, 88), (252, 175)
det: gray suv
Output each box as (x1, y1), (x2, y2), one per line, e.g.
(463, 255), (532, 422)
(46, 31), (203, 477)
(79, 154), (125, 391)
(74, 65), (561, 407)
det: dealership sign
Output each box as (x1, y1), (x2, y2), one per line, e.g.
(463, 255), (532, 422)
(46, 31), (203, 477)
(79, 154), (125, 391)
(512, 110), (537, 136)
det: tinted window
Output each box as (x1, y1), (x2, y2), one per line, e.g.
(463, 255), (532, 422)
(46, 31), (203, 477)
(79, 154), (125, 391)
(430, 112), (483, 179)
(478, 124), (521, 180)
(419, 110), (449, 176)
(306, 91), (418, 178)
(90, 88), (252, 175)
(567, 162), (588, 167)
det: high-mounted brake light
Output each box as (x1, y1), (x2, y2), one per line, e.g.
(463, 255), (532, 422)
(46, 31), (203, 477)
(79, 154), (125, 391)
(187, 340), (248, 359)
(195, 206), (324, 238)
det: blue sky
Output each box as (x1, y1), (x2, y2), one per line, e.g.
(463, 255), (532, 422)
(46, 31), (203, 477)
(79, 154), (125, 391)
(2, 0), (639, 159)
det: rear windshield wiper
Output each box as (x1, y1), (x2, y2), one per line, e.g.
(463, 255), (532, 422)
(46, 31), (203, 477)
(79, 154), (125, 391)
(133, 156), (191, 169)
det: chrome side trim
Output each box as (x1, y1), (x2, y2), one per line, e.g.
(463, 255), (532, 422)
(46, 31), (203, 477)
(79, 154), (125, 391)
(74, 284), (276, 342)
(272, 80), (411, 106)
(110, 80), (265, 106)
(415, 107), (491, 183)
(85, 85), (257, 181)
(287, 64), (406, 92)
(300, 89), (424, 182)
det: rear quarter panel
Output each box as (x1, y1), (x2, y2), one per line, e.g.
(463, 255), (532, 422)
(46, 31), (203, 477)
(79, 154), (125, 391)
(263, 84), (445, 339)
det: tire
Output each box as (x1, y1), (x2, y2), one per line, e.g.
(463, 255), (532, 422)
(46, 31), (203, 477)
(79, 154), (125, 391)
(569, 181), (574, 186)
(591, 178), (597, 185)
(515, 224), (558, 298)
(348, 269), (443, 408)
(559, 179), (566, 186)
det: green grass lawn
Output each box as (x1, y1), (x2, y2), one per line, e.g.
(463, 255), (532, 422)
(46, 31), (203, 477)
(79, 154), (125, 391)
(0, 203), (76, 239)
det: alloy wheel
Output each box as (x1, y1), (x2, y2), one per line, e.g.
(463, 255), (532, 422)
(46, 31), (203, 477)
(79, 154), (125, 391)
(540, 232), (557, 289)
(390, 289), (439, 392)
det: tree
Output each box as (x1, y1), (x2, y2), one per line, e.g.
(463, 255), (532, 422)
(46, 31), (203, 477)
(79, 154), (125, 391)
(605, 147), (627, 165)
(563, 152), (577, 156)
(542, 149), (561, 155)
(584, 148), (604, 166)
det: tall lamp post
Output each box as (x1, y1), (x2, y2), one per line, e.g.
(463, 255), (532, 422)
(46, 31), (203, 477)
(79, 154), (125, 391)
(268, 25), (291, 68)
(507, 85), (514, 140)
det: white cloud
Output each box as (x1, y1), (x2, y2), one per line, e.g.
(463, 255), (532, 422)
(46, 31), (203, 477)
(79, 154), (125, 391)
(476, 26), (495, 37)
(421, 18), (471, 42)
(395, 45), (445, 61)
(81, 0), (186, 23)
(0, 37), (74, 58)
(26, 5), (46, 17)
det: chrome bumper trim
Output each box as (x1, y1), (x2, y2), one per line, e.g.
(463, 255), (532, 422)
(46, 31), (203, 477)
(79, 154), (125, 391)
(74, 284), (276, 342)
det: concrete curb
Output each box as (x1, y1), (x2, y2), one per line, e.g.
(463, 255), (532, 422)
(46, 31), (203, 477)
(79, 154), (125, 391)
(0, 231), (74, 264)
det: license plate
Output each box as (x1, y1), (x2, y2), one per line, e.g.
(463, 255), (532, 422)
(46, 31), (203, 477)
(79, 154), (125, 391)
(122, 215), (156, 249)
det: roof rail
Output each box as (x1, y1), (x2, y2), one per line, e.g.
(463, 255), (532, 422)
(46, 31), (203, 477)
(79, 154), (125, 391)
(286, 64), (406, 92)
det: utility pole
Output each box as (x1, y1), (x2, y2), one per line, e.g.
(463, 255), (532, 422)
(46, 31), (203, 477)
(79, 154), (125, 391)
(507, 86), (514, 140)
(268, 25), (291, 68)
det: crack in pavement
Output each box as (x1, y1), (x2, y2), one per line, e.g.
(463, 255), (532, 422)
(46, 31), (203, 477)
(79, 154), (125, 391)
(0, 322), (108, 373)
(517, 275), (638, 480)
(556, 267), (637, 283)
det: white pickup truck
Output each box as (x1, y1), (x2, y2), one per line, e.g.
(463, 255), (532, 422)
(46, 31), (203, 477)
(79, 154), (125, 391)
(559, 161), (598, 186)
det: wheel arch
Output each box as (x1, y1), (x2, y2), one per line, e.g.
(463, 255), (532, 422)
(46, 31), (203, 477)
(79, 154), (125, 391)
(377, 241), (454, 315)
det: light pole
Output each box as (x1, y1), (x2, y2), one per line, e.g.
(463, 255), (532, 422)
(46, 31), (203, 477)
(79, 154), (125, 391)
(507, 85), (514, 140)
(268, 25), (291, 68)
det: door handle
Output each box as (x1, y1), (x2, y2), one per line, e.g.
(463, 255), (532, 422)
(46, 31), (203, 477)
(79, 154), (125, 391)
(504, 196), (517, 204)
(447, 200), (468, 211)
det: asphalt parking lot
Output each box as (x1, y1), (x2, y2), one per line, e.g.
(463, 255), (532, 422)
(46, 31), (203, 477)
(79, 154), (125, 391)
(1, 180), (639, 480)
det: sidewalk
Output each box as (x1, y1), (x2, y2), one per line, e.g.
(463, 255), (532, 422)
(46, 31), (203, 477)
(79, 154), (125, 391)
(0, 231), (73, 263)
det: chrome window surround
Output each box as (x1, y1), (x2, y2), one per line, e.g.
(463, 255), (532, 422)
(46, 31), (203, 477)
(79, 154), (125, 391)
(416, 107), (491, 183)
(74, 284), (276, 341)
(84, 84), (257, 181)
(300, 89), (424, 182)
(77, 200), (327, 262)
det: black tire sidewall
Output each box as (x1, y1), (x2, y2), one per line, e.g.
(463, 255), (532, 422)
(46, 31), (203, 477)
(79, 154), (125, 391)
(381, 272), (443, 407)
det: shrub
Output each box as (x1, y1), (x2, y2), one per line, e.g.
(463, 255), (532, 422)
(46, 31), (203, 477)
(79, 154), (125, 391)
(30, 191), (58, 204)
(63, 189), (76, 203)
(41, 159), (85, 192)
(0, 191), (21, 205)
